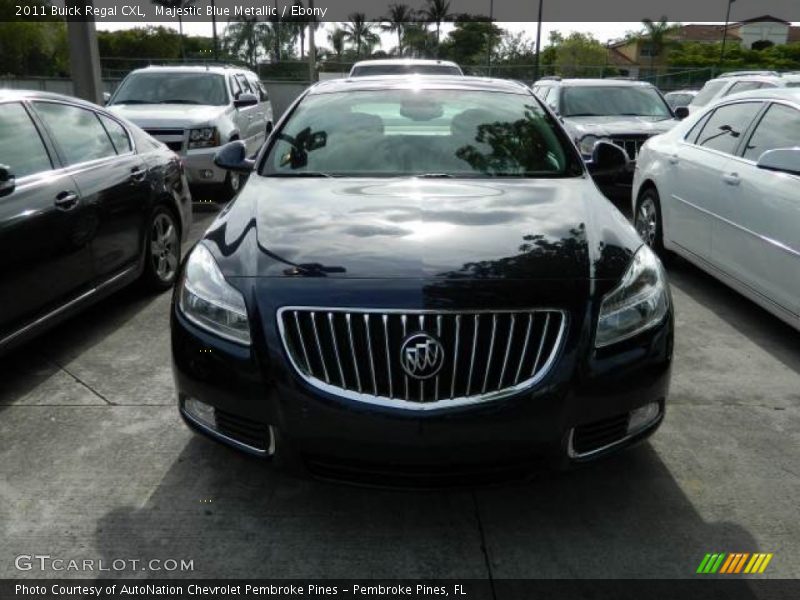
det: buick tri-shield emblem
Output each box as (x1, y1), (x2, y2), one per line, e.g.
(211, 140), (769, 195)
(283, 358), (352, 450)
(400, 333), (445, 380)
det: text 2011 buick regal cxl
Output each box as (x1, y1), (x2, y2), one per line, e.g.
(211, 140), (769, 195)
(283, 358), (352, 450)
(171, 76), (673, 485)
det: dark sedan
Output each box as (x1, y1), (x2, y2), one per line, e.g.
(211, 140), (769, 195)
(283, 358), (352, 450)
(0, 90), (192, 353)
(171, 76), (673, 485)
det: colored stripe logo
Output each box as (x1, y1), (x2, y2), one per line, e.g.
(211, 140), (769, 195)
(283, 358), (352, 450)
(696, 553), (773, 574)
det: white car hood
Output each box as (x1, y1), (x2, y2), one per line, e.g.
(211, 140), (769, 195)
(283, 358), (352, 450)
(107, 104), (228, 129)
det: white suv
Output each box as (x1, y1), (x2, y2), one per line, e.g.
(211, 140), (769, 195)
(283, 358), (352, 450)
(108, 65), (273, 200)
(688, 71), (800, 114)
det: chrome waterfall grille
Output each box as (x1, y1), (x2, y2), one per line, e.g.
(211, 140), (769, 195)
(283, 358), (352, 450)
(277, 307), (567, 409)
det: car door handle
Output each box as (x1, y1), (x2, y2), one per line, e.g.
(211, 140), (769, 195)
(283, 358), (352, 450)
(54, 191), (79, 210)
(722, 172), (740, 186)
(668, 154), (679, 165)
(130, 166), (146, 182)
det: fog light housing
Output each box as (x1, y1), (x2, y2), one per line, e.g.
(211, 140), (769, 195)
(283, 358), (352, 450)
(200, 169), (214, 179)
(184, 397), (216, 429)
(627, 402), (660, 434)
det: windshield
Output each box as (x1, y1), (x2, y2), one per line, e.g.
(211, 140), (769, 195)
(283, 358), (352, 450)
(111, 72), (228, 106)
(666, 93), (693, 108)
(351, 65), (462, 76)
(561, 86), (672, 118)
(690, 80), (727, 107)
(261, 89), (583, 178)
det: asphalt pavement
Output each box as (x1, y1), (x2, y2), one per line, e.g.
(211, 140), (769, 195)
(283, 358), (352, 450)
(1, 205), (798, 581)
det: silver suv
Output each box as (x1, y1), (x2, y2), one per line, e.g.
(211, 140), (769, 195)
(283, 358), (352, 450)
(687, 71), (800, 114)
(108, 65), (273, 200)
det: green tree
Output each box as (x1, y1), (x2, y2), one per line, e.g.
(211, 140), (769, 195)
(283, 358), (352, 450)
(640, 17), (680, 71)
(440, 15), (503, 66)
(381, 3), (414, 56)
(420, 0), (452, 54)
(343, 13), (379, 58)
(326, 26), (347, 61)
(554, 32), (608, 77)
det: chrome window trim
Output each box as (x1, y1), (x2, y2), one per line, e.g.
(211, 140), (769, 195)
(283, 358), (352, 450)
(276, 306), (568, 411)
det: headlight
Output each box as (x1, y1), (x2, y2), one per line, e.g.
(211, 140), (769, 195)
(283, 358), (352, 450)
(188, 127), (219, 149)
(577, 134), (600, 156)
(178, 244), (251, 345)
(595, 245), (669, 348)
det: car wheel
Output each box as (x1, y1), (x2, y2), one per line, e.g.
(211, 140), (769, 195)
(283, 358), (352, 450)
(142, 206), (180, 291)
(635, 187), (667, 258)
(219, 169), (242, 203)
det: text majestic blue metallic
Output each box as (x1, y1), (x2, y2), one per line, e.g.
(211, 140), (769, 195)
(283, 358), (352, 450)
(171, 76), (673, 485)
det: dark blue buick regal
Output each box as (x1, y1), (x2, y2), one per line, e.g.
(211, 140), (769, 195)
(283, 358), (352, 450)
(170, 76), (673, 486)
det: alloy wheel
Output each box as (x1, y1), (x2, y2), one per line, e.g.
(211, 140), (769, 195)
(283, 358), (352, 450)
(150, 212), (179, 282)
(636, 196), (658, 248)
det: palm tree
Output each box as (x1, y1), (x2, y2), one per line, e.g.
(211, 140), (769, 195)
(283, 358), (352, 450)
(381, 3), (414, 56)
(327, 26), (347, 62)
(640, 17), (677, 74)
(223, 16), (262, 66)
(421, 0), (452, 52)
(343, 13), (379, 58)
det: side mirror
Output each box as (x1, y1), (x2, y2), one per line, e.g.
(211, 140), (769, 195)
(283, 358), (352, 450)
(588, 141), (629, 181)
(214, 140), (255, 173)
(674, 106), (689, 120)
(0, 164), (16, 197)
(756, 147), (800, 176)
(234, 92), (258, 109)
(102, 91), (111, 105)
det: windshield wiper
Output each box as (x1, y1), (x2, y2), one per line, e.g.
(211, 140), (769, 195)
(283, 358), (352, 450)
(416, 173), (454, 178)
(564, 113), (600, 117)
(158, 99), (201, 104)
(112, 99), (150, 104)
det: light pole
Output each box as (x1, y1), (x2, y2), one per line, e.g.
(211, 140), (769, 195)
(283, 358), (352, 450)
(719, 0), (736, 69)
(211, 0), (219, 61)
(533, 0), (544, 82)
(486, 0), (494, 71)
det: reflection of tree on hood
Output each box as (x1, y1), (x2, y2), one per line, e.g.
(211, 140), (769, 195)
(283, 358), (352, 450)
(455, 108), (558, 175)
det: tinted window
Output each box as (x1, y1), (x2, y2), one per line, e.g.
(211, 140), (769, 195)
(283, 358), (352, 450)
(0, 102), (52, 178)
(685, 112), (712, 144)
(98, 114), (131, 154)
(724, 81), (764, 96)
(743, 103), (800, 161)
(248, 76), (268, 101)
(111, 72), (228, 106)
(235, 74), (252, 94)
(263, 89), (582, 178)
(34, 102), (116, 165)
(694, 102), (762, 155)
(690, 80), (728, 107)
(561, 86), (671, 118)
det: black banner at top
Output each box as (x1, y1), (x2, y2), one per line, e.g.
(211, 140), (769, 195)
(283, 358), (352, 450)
(7, 0), (800, 23)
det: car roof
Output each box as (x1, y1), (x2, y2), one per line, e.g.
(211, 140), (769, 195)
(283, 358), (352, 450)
(308, 75), (531, 95)
(719, 87), (800, 103)
(351, 59), (460, 68)
(0, 88), (103, 109)
(538, 78), (656, 87)
(128, 65), (254, 75)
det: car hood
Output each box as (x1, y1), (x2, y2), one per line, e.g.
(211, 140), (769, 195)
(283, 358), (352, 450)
(107, 104), (227, 128)
(204, 177), (640, 281)
(563, 115), (678, 138)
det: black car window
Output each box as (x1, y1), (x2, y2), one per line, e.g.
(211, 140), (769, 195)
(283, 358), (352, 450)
(743, 103), (800, 161)
(111, 72), (228, 106)
(351, 65), (462, 76)
(724, 81), (764, 96)
(34, 102), (117, 165)
(684, 112), (712, 144)
(0, 102), (52, 179)
(249, 76), (268, 102)
(694, 102), (763, 155)
(235, 74), (253, 95)
(98, 114), (132, 154)
(561, 86), (671, 118)
(262, 89), (583, 178)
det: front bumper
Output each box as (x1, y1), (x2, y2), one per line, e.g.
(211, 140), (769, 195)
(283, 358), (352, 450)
(171, 281), (673, 485)
(182, 147), (227, 186)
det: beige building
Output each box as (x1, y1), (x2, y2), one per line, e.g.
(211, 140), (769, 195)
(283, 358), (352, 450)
(607, 16), (800, 78)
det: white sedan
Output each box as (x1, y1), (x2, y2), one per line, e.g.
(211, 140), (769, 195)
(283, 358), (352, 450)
(632, 88), (800, 331)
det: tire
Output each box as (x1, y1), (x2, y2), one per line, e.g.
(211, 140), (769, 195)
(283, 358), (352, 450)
(634, 186), (668, 259)
(141, 205), (181, 291)
(219, 169), (242, 203)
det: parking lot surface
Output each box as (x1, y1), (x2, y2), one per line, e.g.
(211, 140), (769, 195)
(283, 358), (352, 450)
(1, 206), (799, 580)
